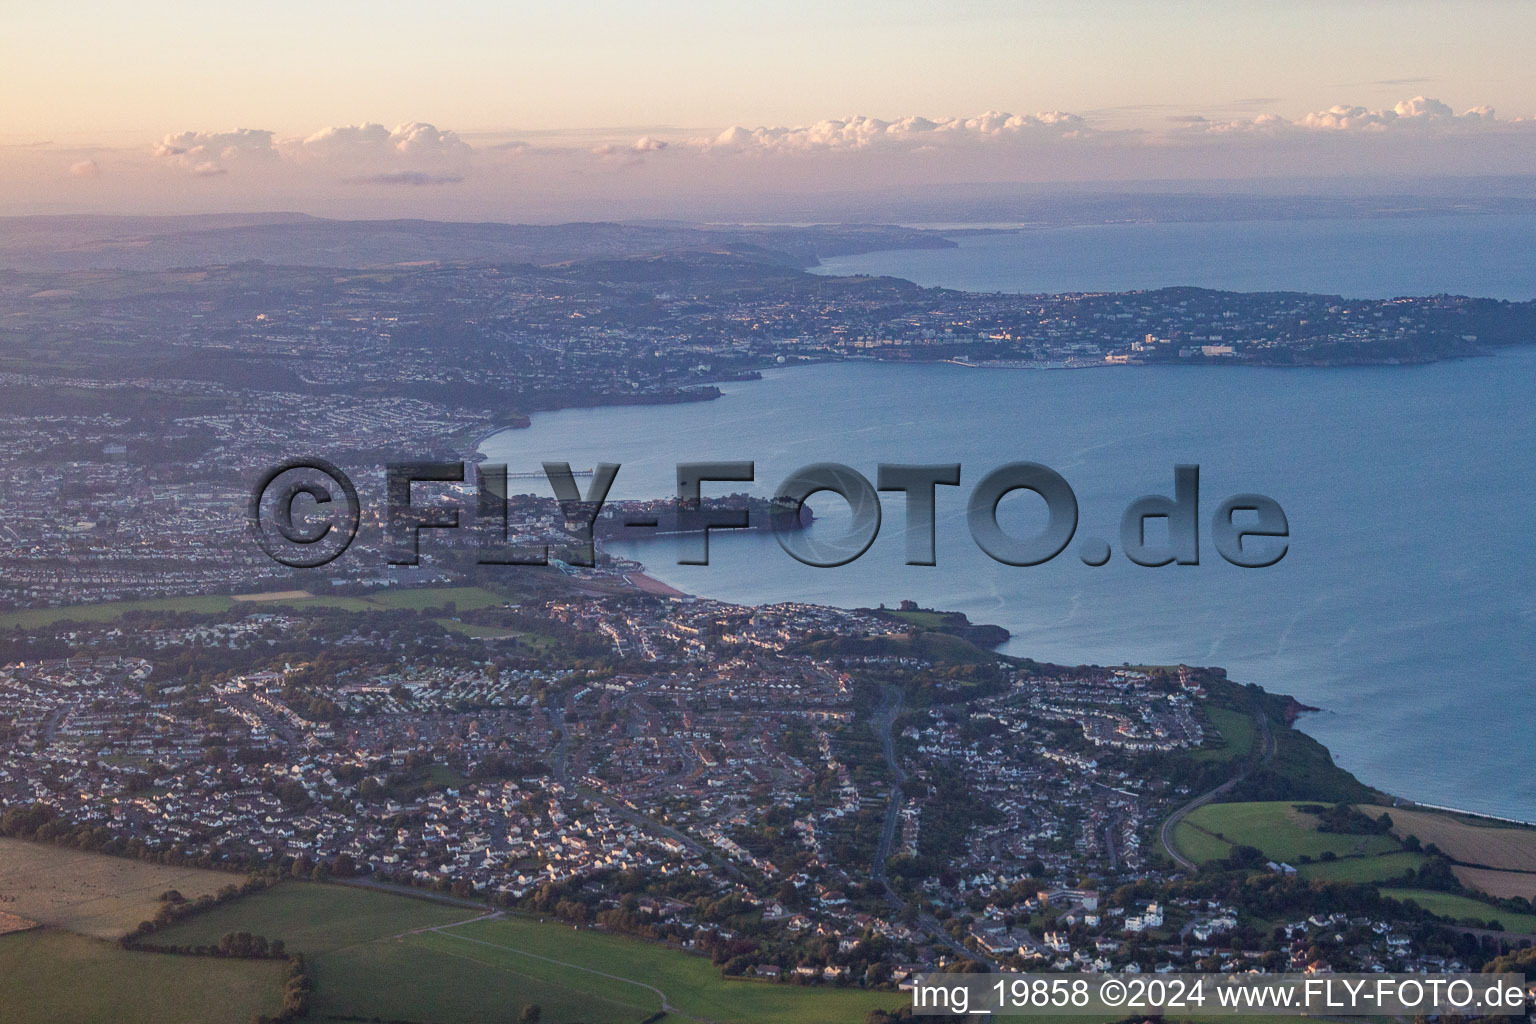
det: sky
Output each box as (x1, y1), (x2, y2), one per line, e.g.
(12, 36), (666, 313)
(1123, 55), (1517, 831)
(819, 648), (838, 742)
(5, 0), (1536, 220)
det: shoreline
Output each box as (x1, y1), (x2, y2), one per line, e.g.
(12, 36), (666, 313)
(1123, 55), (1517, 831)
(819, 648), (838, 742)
(623, 570), (689, 599)
(1387, 798), (1536, 829)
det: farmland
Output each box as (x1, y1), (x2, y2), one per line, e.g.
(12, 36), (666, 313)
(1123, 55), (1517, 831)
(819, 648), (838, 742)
(0, 928), (284, 1024)
(1297, 851), (1428, 884)
(1358, 806), (1536, 899)
(0, 838), (242, 939)
(1381, 889), (1536, 933)
(155, 881), (905, 1024)
(1449, 865), (1536, 900)
(0, 910), (37, 934)
(152, 880), (478, 952)
(1172, 802), (1401, 865)
(1363, 807), (1536, 872)
(412, 913), (904, 1024)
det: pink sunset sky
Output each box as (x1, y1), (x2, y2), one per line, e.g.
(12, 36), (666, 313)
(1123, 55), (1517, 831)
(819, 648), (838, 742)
(6, 1), (1536, 220)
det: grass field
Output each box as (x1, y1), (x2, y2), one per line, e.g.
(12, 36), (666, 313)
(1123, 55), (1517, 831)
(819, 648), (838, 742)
(0, 595), (236, 630)
(885, 609), (952, 629)
(0, 585), (509, 631)
(436, 617), (520, 638)
(1363, 807), (1536, 873)
(0, 838), (242, 939)
(1297, 851), (1427, 884)
(152, 880), (476, 951)
(1172, 819), (1240, 864)
(0, 928), (283, 1024)
(1191, 707), (1257, 763)
(1173, 802), (1402, 865)
(422, 913), (902, 1024)
(363, 586), (507, 612)
(155, 881), (904, 1024)
(1381, 889), (1536, 932)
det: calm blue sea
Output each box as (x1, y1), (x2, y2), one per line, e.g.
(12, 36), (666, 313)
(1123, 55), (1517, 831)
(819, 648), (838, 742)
(483, 217), (1536, 820)
(812, 214), (1536, 300)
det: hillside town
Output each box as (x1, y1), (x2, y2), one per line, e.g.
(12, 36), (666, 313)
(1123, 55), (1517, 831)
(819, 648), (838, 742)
(0, 579), (1514, 980)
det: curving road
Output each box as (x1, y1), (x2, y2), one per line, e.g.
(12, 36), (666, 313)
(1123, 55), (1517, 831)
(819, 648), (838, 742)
(1160, 710), (1275, 870)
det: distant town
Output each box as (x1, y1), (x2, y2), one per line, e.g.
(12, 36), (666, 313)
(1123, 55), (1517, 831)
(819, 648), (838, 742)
(3, 221), (1535, 611)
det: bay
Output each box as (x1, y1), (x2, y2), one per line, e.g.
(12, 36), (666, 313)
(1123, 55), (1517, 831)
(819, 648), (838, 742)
(483, 349), (1536, 822)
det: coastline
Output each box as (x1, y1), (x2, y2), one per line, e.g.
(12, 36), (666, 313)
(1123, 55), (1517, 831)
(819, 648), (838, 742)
(623, 570), (689, 599)
(607, 548), (1521, 825)
(1387, 799), (1536, 829)
(461, 348), (1533, 827)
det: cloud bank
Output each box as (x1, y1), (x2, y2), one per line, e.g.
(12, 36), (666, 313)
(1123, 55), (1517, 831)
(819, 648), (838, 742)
(1191, 96), (1508, 134)
(705, 111), (1093, 152)
(145, 97), (1534, 183)
(0, 95), (1517, 219)
(153, 122), (470, 179)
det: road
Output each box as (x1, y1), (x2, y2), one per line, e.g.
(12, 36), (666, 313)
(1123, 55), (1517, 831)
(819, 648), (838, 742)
(870, 685), (908, 891)
(867, 685), (992, 968)
(549, 696), (725, 871)
(1160, 709), (1275, 870)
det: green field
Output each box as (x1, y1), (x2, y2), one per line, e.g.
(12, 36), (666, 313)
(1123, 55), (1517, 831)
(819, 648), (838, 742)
(0, 585), (509, 631)
(885, 609), (952, 629)
(1191, 707), (1257, 762)
(1298, 851), (1428, 884)
(153, 881), (905, 1024)
(362, 586), (506, 612)
(152, 880), (475, 952)
(1381, 889), (1536, 932)
(436, 617), (520, 638)
(1174, 801), (1402, 865)
(1172, 818), (1241, 864)
(0, 928), (283, 1024)
(0, 595), (237, 630)
(414, 914), (902, 1024)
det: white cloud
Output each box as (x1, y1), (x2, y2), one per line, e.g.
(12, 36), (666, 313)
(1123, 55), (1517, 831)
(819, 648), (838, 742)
(590, 136), (671, 163)
(1195, 96), (1510, 134)
(703, 111), (1092, 152)
(295, 121), (470, 165)
(152, 128), (276, 175)
(152, 122), (470, 178)
(68, 159), (101, 178)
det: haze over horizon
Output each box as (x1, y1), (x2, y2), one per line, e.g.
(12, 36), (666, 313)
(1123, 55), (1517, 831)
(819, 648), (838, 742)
(7, 1), (1536, 220)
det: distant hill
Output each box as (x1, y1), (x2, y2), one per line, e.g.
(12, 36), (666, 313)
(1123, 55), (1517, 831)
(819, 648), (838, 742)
(0, 215), (952, 273)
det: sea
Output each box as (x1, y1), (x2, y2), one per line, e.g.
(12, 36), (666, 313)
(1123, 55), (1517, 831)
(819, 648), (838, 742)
(483, 214), (1536, 822)
(811, 213), (1536, 301)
